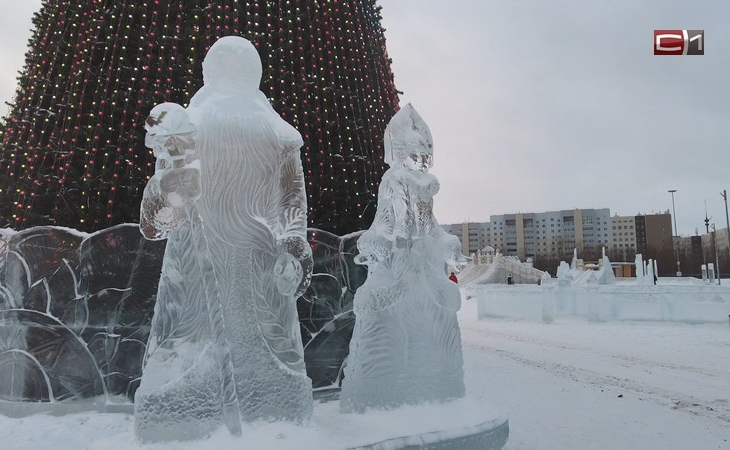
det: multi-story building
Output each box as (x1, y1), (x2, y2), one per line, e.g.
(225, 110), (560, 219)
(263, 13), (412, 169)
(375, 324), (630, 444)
(636, 213), (675, 275)
(637, 214), (673, 255)
(707, 226), (730, 259)
(698, 226), (730, 277)
(446, 208), (611, 261)
(487, 208), (611, 260)
(606, 213), (674, 273)
(441, 222), (490, 256)
(444, 210), (675, 273)
(610, 215), (637, 259)
(676, 227), (730, 278)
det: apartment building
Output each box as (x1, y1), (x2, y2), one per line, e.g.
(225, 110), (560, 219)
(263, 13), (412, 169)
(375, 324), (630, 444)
(492, 209), (612, 260)
(443, 208), (611, 261)
(610, 215), (637, 260)
(675, 227), (730, 277)
(695, 226), (730, 276)
(444, 210), (673, 267)
(441, 221), (490, 256)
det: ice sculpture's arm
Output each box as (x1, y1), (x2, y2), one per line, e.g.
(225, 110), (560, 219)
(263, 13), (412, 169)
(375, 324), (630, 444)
(139, 138), (201, 241)
(376, 171), (412, 242)
(441, 225), (464, 265)
(390, 176), (414, 246)
(428, 216), (470, 269)
(428, 176), (468, 268)
(275, 141), (313, 298)
(356, 171), (409, 265)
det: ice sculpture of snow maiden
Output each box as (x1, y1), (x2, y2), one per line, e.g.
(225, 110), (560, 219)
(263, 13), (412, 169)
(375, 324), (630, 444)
(134, 36), (313, 442)
(340, 104), (465, 413)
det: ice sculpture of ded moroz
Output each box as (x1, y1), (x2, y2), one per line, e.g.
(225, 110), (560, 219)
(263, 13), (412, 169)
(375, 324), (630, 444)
(340, 104), (465, 413)
(134, 36), (313, 441)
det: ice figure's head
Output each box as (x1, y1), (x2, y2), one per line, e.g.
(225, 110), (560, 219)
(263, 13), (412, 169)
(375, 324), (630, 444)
(202, 36), (262, 94)
(384, 103), (433, 172)
(145, 102), (191, 136)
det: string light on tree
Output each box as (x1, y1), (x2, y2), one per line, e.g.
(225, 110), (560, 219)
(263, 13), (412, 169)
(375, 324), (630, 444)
(0, 0), (399, 234)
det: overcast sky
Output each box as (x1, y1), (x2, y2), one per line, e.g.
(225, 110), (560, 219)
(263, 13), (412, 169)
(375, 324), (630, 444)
(1, 1), (729, 236)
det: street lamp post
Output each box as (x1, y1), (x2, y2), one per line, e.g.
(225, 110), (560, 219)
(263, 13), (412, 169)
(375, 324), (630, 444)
(712, 223), (720, 285)
(668, 189), (681, 276)
(721, 189), (730, 282)
(705, 210), (711, 283)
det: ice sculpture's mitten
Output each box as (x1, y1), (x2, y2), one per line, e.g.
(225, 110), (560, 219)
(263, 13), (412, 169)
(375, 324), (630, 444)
(140, 174), (184, 240)
(274, 252), (303, 297)
(276, 236), (312, 298)
(139, 163), (200, 240)
(158, 161), (201, 208)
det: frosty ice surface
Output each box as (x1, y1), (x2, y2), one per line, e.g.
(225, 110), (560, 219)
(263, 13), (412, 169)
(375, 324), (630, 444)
(135, 36), (313, 441)
(340, 104), (466, 413)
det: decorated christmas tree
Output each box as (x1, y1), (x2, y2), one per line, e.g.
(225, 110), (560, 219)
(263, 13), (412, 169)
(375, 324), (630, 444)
(0, 1), (399, 234)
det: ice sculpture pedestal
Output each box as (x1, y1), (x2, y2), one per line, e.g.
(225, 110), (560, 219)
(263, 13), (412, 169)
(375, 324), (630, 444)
(0, 399), (133, 419)
(341, 406), (509, 450)
(235, 398), (509, 449)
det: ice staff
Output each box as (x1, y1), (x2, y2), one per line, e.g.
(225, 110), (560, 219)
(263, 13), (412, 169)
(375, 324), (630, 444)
(142, 102), (242, 436)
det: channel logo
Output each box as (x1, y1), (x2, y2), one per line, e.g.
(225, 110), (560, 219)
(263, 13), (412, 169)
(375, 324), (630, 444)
(654, 30), (704, 55)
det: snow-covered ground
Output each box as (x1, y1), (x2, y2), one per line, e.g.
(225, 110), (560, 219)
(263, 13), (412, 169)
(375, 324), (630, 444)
(1, 289), (729, 449)
(460, 297), (730, 449)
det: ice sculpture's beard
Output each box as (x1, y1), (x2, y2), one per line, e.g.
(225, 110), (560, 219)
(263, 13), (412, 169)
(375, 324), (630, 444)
(193, 98), (280, 247)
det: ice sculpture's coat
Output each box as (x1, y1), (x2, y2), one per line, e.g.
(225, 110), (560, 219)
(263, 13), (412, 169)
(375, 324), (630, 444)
(134, 36), (312, 442)
(340, 104), (465, 413)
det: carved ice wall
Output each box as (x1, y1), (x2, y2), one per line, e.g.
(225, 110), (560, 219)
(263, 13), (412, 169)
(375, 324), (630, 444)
(0, 224), (164, 413)
(0, 225), (362, 416)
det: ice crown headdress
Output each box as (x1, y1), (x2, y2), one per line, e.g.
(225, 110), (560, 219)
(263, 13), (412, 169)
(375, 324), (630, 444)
(383, 103), (433, 167)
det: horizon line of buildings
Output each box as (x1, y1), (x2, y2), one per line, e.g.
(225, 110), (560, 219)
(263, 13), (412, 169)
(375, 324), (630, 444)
(442, 208), (730, 276)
